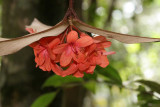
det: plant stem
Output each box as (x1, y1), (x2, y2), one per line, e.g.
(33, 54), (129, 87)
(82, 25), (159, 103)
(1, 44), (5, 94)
(69, 0), (73, 9)
(63, 0), (79, 21)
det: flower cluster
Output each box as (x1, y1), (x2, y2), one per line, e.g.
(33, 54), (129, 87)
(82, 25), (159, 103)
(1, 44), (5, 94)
(26, 26), (115, 77)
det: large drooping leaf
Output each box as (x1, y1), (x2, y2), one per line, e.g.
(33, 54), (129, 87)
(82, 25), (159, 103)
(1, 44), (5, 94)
(1, 1), (160, 57)
(83, 72), (97, 80)
(139, 100), (160, 107)
(74, 20), (160, 44)
(0, 20), (68, 56)
(138, 91), (154, 101)
(137, 80), (160, 94)
(31, 92), (57, 107)
(95, 66), (122, 86)
(143, 0), (154, 6)
(136, 85), (160, 107)
(42, 75), (83, 88)
(0, 38), (9, 42)
(26, 18), (52, 33)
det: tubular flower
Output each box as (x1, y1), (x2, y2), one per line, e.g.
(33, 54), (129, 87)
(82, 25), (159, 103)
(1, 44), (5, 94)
(26, 25), (115, 78)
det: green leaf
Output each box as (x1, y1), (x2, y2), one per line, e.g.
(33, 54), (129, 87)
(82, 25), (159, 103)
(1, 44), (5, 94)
(83, 72), (97, 80)
(42, 75), (83, 88)
(104, 80), (122, 87)
(147, 100), (160, 107)
(137, 80), (160, 94)
(31, 92), (57, 107)
(137, 85), (146, 92)
(138, 91), (153, 101)
(83, 81), (96, 93)
(143, 0), (154, 6)
(95, 66), (122, 86)
(139, 99), (160, 107)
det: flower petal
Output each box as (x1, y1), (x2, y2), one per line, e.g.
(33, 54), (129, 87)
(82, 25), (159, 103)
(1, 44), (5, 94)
(44, 56), (52, 71)
(86, 44), (97, 54)
(29, 42), (39, 48)
(73, 70), (84, 78)
(48, 38), (60, 49)
(99, 55), (109, 68)
(76, 51), (86, 63)
(35, 52), (45, 66)
(62, 63), (78, 77)
(101, 41), (111, 48)
(80, 33), (89, 37)
(86, 66), (96, 74)
(47, 48), (56, 60)
(76, 36), (93, 47)
(54, 54), (61, 62)
(26, 28), (35, 33)
(60, 46), (73, 67)
(52, 44), (67, 54)
(89, 54), (98, 66)
(0, 21), (69, 56)
(93, 36), (107, 43)
(103, 51), (116, 55)
(78, 62), (90, 71)
(67, 30), (78, 43)
(51, 63), (62, 75)
(39, 55), (52, 71)
(39, 36), (59, 45)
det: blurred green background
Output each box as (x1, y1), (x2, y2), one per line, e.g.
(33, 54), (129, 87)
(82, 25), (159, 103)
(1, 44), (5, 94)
(1, 0), (160, 107)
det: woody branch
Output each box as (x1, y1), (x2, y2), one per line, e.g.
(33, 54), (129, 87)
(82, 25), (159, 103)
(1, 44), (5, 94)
(69, 0), (73, 9)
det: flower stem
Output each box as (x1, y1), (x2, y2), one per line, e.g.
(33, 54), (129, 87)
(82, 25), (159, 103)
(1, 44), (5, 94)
(69, 0), (73, 9)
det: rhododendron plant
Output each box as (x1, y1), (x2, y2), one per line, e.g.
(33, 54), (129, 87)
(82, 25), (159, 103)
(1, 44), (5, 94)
(0, 0), (160, 77)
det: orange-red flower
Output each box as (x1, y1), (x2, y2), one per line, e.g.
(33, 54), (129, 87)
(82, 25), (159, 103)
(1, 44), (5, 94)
(29, 37), (60, 71)
(53, 31), (93, 67)
(26, 25), (115, 78)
